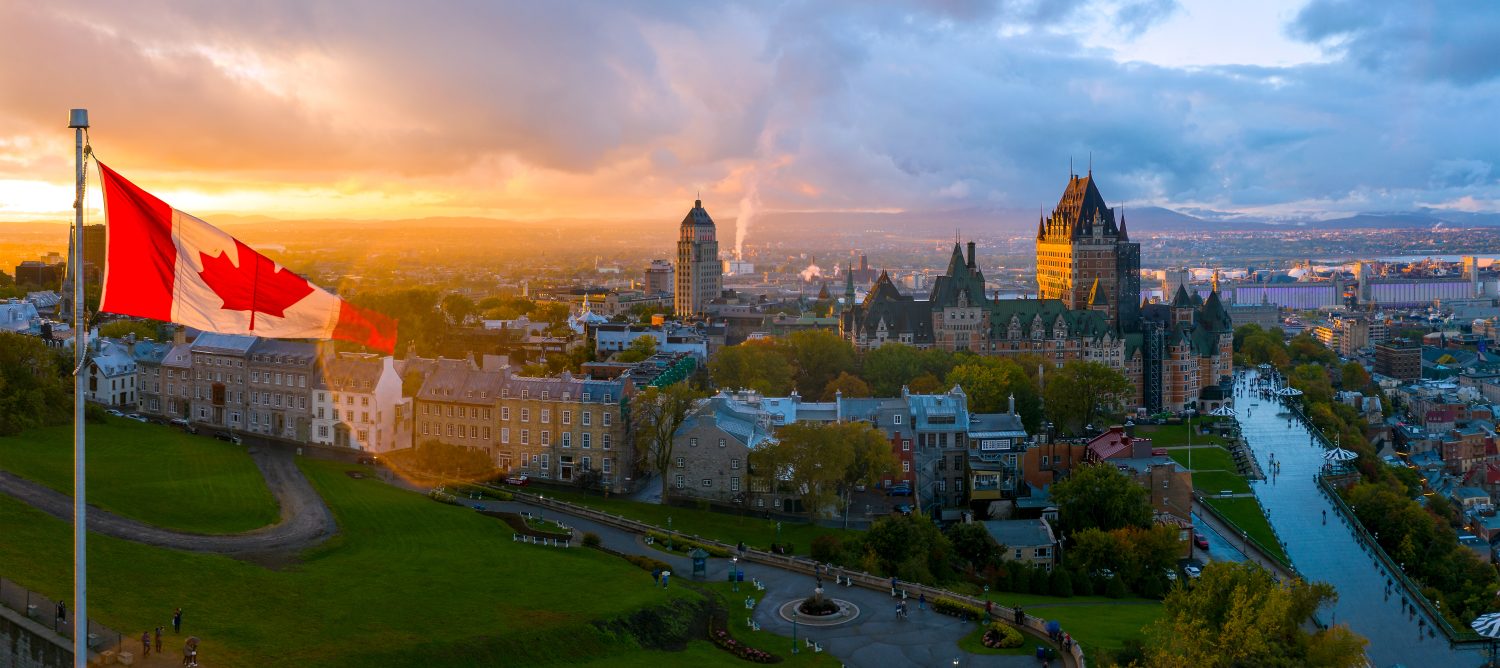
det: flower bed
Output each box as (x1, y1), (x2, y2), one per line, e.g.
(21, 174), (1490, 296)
(710, 628), (778, 663)
(982, 622), (1023, 649)
(481, 510), (572, 540)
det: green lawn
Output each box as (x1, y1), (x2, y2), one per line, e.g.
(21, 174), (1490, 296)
(975, 591), (1161, 657)
(1167, 446), (1237, 472)
(1192, 471), (1252, 495)
(0, 418), (280, 533)
(1136, 423), (1227, 447)
(503, 485), (853, 555)
(1204, 496), (1289, 565)
(0, 458), (696, 667)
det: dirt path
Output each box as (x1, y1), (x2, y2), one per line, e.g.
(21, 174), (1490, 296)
(0, 447), (336, 563)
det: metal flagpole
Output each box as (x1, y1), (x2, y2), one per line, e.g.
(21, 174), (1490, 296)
(69, 107), (89, 668)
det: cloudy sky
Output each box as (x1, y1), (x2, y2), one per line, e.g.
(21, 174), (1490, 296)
(1, 0), (1497, 226)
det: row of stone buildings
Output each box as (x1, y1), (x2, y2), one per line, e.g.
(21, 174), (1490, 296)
(666, 385), (1031, 519)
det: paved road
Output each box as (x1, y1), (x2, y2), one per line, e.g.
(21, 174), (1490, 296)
(473, 496), (1059, 668)
(1235, 372), (1484, 668)
(0, 446), (336, 562)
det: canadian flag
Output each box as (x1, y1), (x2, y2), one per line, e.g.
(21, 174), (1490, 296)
(97, 163), (397, 353)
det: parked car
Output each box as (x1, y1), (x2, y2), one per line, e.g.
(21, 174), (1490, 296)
(212, 431), (242, 445)
(893, 504), (912, 515)
(1090, 568), (1116, 580)
(126, 413), (148, 423)
(1164, 569), (1178, 582)
(106, 409), (124, 417)
(1194, 532), (1210, 550)
(1183, 565), (1202, 579)
(505, 475), (529, 486)
(887, 484), (912, 497)
(169, 418), (189, 427)
(357, 456), (379, 466)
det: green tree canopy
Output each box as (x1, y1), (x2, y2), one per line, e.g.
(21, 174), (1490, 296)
(616, 335), (657, 363)
(1042, 360), (1132, 434)
(0, 333), (71, 435)
(778, 329), (856, 397)
(709, 341), (794, 395)
(97, 319), (161, 341)
(862, 343), (924, 396)
(1146, 561), (1365, 668)
(864, 514), (953, 583)
(946, 357), (1042, 431)
(1050, 463), (1152, 535)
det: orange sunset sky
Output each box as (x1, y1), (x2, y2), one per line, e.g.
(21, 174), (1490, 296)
(2, 1), (1497, 227)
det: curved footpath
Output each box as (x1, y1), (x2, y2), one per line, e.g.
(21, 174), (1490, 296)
(0, 446), (336, 560)
(472, 492), (1077, 668)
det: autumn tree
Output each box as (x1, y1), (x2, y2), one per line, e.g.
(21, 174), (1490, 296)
(630, 383), (704, 503)
(836, 421), (899, 497)
(0, 332), (71, 435)
(440, 293), (475, 326)
(1146, 561), (1366, 668)
(1339, 360), (1371, 390)
(616, 335), (657, 363)
(1042, 360), (1132, 434)
(821, 371), (872, 400)
(946, 357), (1042, 431)
(750, 422), (854, 517)
(1050, 463), (1152, 535)
(861, 343), (924, 396)
(709, 340), (794, 394)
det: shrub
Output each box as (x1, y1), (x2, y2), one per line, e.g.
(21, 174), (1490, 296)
(582, 532), (602, 548)
(84, 404), (108, 424)
(623, 554), (672, 574)
(427, 489), (460, 506)
(1072, 570), (1093, 596)
(1104, 574), (1128, 599)
(932, 597), (984, 620)
(811, 534), (843, 563)
(981, 622), (1024, 649)
(1049, 568), (1073, 598)
(492, 490), (514, 501)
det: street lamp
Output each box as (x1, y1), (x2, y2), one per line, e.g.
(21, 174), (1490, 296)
(668, 516), (673, 551)
(791, 609), (799, 654)
(776, 521), (782, 547)
(732, 557), (739, 592)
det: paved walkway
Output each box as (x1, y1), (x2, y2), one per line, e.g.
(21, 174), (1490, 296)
(0, 446), (336, 562)
(474, 497), (1055, 668)
(1235, 372), (1484, 668)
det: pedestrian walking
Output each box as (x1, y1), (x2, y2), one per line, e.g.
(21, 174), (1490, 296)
(142, 631), (152, 657)
(738, 541), (746, 556)
(55, 602), (65, 633)
(918, 592), (926, 610)
(652, 569), (661, 586)
(173, 607), (182, 634)
(1322, 509), (1327, 525)
(662, 571), (670, 589)
(1015, 605), (1024, 625)
(156, 626), (163, 653)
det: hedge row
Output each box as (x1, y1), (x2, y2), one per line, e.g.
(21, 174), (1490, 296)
(932, 597), (984, 620)
(646, 531), (732, 558)
(622, 553), (673, 574)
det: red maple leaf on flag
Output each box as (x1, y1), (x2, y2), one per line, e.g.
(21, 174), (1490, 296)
(199, 239), (314, 327)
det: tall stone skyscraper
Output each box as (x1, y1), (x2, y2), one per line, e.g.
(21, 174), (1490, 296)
(1035, 172), (1140, 331)
(675, 199), (722, 317)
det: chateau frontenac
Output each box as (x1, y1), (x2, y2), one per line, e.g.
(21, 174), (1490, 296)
(841, 173), (1233, 413)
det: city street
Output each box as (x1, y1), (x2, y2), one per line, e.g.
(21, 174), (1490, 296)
(1236, 372), (1484, 667)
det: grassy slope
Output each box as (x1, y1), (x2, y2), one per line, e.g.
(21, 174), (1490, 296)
(1136, 423), (1227, 447)
(505, 485), (852, 553)
(1167, 446), (1236, 472)
(0, 459), (693, 667)
(0, 418), (279, 534)
(979, 592), (1161, 657)
(1204, 496), (1289, 564)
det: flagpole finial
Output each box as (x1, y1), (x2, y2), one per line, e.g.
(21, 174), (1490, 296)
(69, 109), (89, 129)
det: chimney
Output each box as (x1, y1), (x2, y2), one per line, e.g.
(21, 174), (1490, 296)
(173, 327), (186, 345)
(1008, 393), (1015, 414)
(966, 241), (976, 269)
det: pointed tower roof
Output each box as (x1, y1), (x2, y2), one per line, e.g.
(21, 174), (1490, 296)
(1118, 207), (1128, 241)
(1045, 174), (1117, 241)
(1200, 290), (1231, 332)
(1036, 212), (1047, 241)
(946, 243), (967, 276)
(1088, 278), (1108, 307)
(864, 270), (904, 306)
(681, 199), (715, 227)
(1172, 284), (1193, 307)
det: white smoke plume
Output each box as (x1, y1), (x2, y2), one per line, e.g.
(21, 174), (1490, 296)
(735, 174), (760, 260)
(799, 263), (823, 282)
